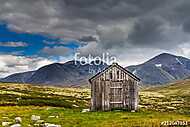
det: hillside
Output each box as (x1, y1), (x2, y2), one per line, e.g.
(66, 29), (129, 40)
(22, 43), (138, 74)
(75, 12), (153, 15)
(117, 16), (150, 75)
(0, 81), (189, 126)
(0, 71), (35, 83)
(0, 61), (108, 86)
(0, 80), (189, 113)
(140, 79), (190, 114)
(127, 53), (190, 85)
(0, 83), (90, 108)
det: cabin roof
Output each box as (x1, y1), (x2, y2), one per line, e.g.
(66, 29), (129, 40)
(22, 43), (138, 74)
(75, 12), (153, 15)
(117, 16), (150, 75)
(89, 63), (140, 83)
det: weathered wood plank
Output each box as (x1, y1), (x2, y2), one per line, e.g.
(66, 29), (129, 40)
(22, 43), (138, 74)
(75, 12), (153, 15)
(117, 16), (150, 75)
(90, 63), (139, 111)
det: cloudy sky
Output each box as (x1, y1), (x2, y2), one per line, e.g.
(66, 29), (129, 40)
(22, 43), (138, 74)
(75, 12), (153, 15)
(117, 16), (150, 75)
(0, 0), (190, 77)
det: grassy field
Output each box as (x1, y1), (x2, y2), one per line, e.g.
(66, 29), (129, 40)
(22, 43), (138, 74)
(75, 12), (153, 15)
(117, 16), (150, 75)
(140, 80), (190, 114)
(0, 83), (90, 108)
(0, 106), (189, 127)
(0, 80), (189, 127)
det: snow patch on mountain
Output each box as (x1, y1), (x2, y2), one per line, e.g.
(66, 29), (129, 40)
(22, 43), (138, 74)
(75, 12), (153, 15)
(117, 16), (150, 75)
(132, 70), (137, 74)
(175, 58), (183, 65)
(155, 64), (162, 67)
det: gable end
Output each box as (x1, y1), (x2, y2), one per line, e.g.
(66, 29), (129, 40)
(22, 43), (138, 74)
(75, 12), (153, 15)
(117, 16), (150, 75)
(89, 63), (140, 83)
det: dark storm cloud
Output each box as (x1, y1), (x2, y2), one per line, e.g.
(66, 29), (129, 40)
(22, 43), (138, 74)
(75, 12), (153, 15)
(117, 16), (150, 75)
(1, 0), (190, 61)
(96, 25), (128, 49)
(79, 36), (97, 42)
(183, 19), (190, 33)
(0, 0), (173, 39)
(61, 0), (170, 22)
(128, 17), (166, 46)
(174, 1), (190, 33)
(172, 1), (190, 22)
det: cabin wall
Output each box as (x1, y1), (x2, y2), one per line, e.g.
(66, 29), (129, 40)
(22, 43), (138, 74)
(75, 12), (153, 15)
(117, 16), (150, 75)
(128, 79), (138, 110)
(91, 66), (139, 111)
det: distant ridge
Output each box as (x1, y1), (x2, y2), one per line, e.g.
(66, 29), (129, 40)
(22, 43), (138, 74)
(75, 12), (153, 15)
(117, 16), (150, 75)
(2, 53), (190, 86)
(127, 53), (190, 85)
(0, 60), (108, 86)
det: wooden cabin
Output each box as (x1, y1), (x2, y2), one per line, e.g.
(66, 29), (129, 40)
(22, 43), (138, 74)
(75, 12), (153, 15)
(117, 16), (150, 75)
(89, 63), (140, 111)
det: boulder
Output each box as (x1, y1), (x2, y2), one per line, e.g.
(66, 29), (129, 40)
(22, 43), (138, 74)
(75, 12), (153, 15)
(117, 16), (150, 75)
(10, 124), (21, 127)
(31, 115), (41, 122)
(44, 123), (61, 127)
(2, 122), (12, 126)
(81, 109), (90, 113)
(15, 117), (22, 123)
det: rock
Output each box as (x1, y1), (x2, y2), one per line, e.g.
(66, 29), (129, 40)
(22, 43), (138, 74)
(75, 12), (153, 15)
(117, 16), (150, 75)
(72, 104), (79, 108)
(131, 110), (135, 112)
(36, 120), (44, 124)
(81, 109), (90, 113)
(48, 116), (55, 118)
(34, 120), (45, 127)
(16, 98), (21, 101)
(48, 115), (59, 118)
(15, 117), (22, 123)
(10, 124), (21, 127)
(2, 122), (12, 126)
(46, 107), (50, 110)
(33, 123), (40, 126)
(44, 123), (61, 127)
(31, 115), (40, 122)
(166, 106), (176, 110)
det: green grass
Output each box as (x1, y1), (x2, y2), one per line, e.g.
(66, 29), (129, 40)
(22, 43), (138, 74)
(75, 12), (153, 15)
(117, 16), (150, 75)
(140, 79), (190, 114)
(0, 106), (189, 127)
(0, 80), (189, 127)
(0, 83), (90, 108)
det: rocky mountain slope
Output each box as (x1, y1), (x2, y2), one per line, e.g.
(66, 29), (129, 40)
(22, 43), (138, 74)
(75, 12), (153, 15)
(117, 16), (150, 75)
(0, 61), (107, 86)
(2, 53), (190, 86)
(127, 53), (190, 85)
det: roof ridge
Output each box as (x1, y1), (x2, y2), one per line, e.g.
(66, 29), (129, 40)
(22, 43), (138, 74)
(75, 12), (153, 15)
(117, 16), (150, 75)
(89, 63), (140, 83)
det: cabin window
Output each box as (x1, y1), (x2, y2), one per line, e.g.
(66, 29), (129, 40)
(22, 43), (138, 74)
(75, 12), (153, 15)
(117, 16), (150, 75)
(110, 72), (113, 79)
(117, 71), (120, 79)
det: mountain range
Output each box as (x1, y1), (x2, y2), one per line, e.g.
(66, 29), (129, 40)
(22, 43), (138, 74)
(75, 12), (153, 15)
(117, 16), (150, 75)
(127, 53), (190, 85)
(1, 53), (190, 86)
(0, 61), (108, 87)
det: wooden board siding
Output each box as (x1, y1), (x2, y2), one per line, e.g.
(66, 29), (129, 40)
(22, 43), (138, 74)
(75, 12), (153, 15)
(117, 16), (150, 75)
(90, 63), (139, 111)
